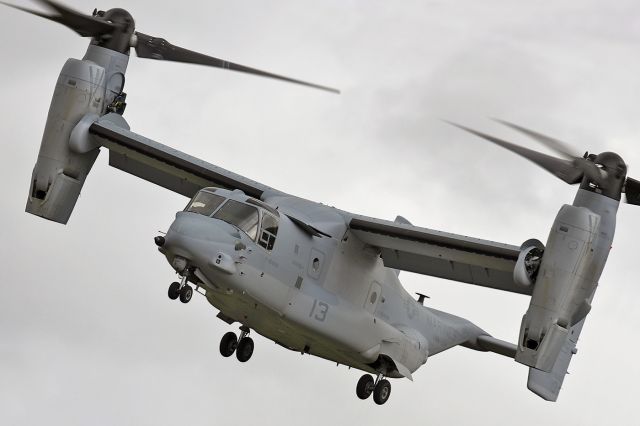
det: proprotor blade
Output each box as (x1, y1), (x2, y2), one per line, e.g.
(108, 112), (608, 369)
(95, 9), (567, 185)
(492, 119), (611, 186)
(134, 32), (340, 94)
(624, 177), (640, 205)
(492, 118), (582, 159)
(0, 0), (115, 37)
(446, 121), (584, 184)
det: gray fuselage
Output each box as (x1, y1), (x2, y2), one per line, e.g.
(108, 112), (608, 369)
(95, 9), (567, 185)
(160, 188), (486, 378)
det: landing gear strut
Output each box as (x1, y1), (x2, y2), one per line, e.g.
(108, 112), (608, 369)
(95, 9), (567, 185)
(356, 373), (391, 405)
(167, 274), (193, 303)
(219, 326), (254, 362)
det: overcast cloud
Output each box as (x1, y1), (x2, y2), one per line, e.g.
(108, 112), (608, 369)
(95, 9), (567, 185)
(2, 1), (640, 425)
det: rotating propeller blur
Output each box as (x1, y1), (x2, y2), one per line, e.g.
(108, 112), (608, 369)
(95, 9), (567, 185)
(447, 120), (640, 204)
(1, 0), (340, 93)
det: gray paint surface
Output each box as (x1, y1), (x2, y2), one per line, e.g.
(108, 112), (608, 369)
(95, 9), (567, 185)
(1, 1), (640, 425)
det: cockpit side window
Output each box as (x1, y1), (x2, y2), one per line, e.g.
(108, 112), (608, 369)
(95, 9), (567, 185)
(213, 200), (260, 240)
(258, 213), (279, 251)
(186, 191), (225, 216)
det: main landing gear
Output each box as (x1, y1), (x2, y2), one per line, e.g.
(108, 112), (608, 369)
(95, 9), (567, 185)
(168, 274), (193, 304)
(356, 373), (391, 405)
(219, 326), (254, 362)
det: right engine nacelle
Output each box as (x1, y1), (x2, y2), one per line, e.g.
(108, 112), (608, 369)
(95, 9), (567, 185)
(515, 204), (605, 372)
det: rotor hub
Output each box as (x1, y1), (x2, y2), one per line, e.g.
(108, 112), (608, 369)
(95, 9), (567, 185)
(93, 8), (135, 53)
(594, 151), (627, 177)
(580, 151), (627, 200)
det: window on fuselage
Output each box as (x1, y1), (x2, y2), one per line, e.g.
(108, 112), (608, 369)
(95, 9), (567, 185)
(186, 191), (225, 216)
(258, 213), (279, 251)
(213, 200), (260, 240)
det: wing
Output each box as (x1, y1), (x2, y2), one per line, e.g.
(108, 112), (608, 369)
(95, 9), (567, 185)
(27, 112), (285, 224)
(347, 214), (528, 295)
(90, 113), (282, 200)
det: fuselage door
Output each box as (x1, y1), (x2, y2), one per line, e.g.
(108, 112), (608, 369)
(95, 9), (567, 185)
(364, 281), (382, 314)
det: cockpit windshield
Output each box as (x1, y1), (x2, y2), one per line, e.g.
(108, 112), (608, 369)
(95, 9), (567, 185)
(186, 191), (225, 216)
(213, 200), (260, 240)
(185, 190), (276, 245)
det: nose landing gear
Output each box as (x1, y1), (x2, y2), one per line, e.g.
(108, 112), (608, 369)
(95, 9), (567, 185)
(218, 326), (254, 362)
(167, 274), (193, 303)
(356, 373), (391, 405)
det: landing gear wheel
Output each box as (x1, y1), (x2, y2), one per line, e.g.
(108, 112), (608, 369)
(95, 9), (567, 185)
(373, 379), (391, 405)
(219, 332), (238, 357)
(236, 337), (254, 362)
(168, 282), (180, 300)
(179, 285), (193, 303)
(356, 374), (374, 400)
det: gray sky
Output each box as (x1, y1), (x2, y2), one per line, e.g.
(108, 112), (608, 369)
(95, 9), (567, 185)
(1, 0), (640, 424)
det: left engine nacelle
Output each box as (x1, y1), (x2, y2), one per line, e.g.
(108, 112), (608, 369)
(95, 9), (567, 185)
(26, 45), (128, 224)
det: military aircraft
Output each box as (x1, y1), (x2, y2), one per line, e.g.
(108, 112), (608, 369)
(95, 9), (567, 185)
(4, 0), (639, 406)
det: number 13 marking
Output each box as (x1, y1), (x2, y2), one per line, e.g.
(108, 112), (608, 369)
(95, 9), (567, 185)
(309, 299), (329, 322)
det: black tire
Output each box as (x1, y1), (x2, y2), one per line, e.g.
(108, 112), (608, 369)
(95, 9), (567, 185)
(179, 285), (193, 303)
(356, 374), (374, 400)
(373, 379), (391, 405)
(219, 332), (238, 357)
(168, 282), (180, 300)
(236, 337), (254, 362)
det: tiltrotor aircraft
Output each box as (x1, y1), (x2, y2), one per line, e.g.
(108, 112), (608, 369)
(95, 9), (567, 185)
(5, 0), (640, 405)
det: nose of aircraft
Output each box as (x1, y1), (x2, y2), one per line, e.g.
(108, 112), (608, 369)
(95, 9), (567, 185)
(169, 211), (241, 240)
(161, 211), (243, 268)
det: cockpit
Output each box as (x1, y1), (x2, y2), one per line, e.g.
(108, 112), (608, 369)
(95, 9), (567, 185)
(185, 188), (279, 251)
